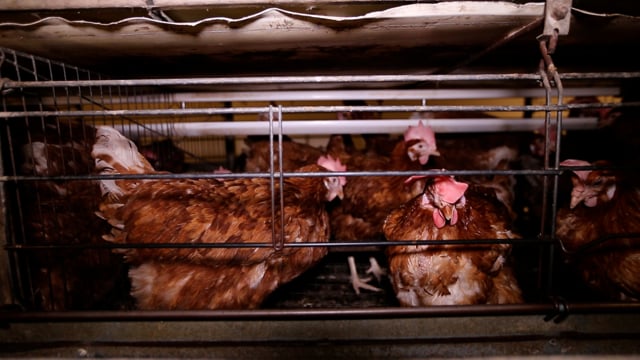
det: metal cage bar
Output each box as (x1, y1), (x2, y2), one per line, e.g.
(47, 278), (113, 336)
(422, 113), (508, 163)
(0, 46), (638, 320)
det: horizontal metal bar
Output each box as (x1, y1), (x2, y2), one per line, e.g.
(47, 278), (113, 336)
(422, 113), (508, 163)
(0, 74), (544, 88)
(3, 237), (548, 251)
(0, 102), (612, 117)
(1, 98), (627, 119)
(6, 233), (634, 253)
(0, 168), (571, 183)
(2, 72), (639, 89)
(2, 303), (640, 323)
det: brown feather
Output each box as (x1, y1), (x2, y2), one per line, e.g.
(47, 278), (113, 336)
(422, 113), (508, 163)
(556, 163), (640, 301)
(328, 138), (427, 241)
(91, 126), (339, 310)
(243, 140), (325, 172)
(383, 179), (523, 306)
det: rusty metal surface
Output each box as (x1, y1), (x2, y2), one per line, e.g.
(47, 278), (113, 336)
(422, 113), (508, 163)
(0, 1), (638, 80)
(2, 311), (640, 358)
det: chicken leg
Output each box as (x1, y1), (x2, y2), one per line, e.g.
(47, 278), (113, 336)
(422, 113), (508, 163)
(348, 255), (383, 294)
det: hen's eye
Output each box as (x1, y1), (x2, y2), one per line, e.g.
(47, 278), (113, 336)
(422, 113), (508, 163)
(593, 177), (603, 186)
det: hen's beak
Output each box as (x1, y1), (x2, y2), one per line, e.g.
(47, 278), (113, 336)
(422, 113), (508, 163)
(440, 204), (455, 222)
(569, 194), (583, 209)
(326, 184), (344, 201)
(570, 187), (597, 209)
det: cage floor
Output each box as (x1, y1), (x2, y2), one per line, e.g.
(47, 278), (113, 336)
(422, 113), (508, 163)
(264, 250), (399, 309)
(266, 244), (604, 308)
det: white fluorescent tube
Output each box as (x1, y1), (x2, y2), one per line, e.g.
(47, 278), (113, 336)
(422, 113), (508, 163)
(24, 87), (619, 107)
(116, 117), (598, 139)
(163, 88), (620, 102)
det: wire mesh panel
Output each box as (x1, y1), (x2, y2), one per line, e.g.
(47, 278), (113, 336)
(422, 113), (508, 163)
(0, 48), (227, 310)
(0, 49), (119, 310)
(0, 46), (639, 318)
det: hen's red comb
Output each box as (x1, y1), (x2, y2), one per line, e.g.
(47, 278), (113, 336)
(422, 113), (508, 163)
(560, 159), (592, 181)
(317, 155), (347, 186)
(213, 166), (232, 174)
(404, 120), (436, 145)
(434, 176), (468, 203)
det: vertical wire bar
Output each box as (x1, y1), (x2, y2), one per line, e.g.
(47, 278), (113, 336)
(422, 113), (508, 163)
(85, 69), (95, 150)
(140, 86), (149, 145)
(128, 84), (137, 136)
(224, 101), (236, 170)
(132, 83), (141, 140)
(54, 59), (76, 310)
(118, 82), (127, 137)
(116, 79), (125, 130)
(54, 65), (71, 179)
(94, 72), (106, 160)
(0, 51), (21, 178)
(537, 32), (564, 296)
(15, 51), (37, 307)
(268, 105), (277, 250)
(547, 64), (565, 296)
(276, 105), (285, 252)
(0, 51), (14, 305)
(34, 53), (61, 310)
(0, 50), (24, 306)
(129, 82), (137, 138)
(14, 52), (34, 242)
(143, 91), (153, 142)
(46, 58), (59, 123)
(537, 58), (554, 296)
(106, 74), (115, 129)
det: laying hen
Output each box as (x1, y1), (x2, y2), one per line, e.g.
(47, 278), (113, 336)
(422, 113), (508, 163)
(555, 159), (640, 301)
(516, 95), (633, 237)
(327, 120), (440, 293)
(91, 126), (346, 310)
(12, 118), (126, 310)
(383, 175), (523, 306)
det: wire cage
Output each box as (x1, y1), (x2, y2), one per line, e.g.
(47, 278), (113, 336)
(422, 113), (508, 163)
(1, 45), (640, 357)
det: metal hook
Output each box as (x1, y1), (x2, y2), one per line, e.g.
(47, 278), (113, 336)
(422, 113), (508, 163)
(538, 33), (559, 82)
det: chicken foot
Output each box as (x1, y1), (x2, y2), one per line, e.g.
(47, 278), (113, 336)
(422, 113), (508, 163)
(348, 255), (383, 294)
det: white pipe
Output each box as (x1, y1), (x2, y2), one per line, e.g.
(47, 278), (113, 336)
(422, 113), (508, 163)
(163, 88), (620, 102)
(27, 87), (619, 106)
(115, 117), (598, 139)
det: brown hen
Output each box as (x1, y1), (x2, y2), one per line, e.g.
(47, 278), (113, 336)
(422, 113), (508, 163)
(91, 126), (346, 310)
(383, 175), (523, 306)
(556, 159), (640, 301)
